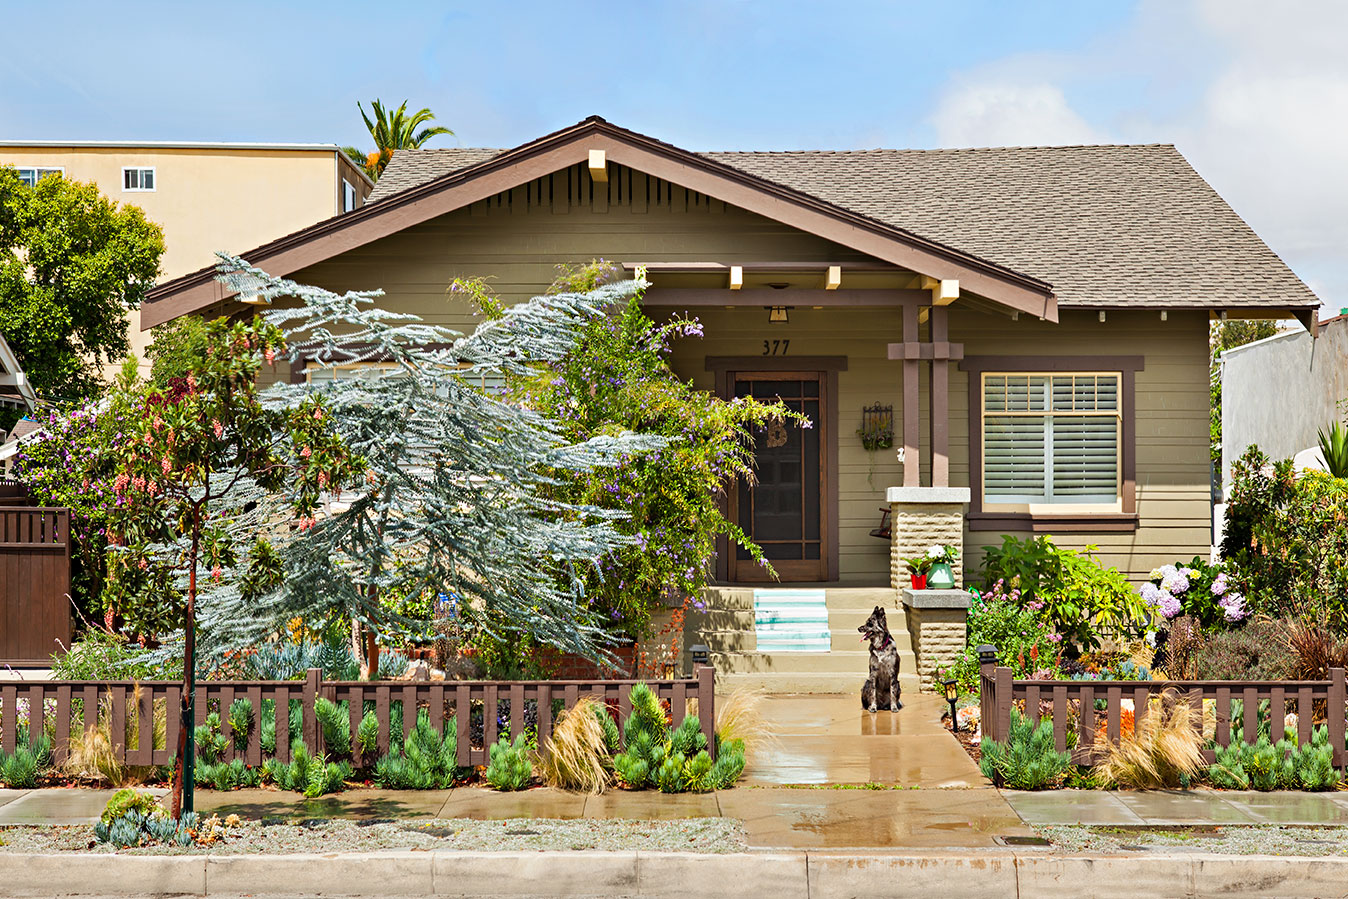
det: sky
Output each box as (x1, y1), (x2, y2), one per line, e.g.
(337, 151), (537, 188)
(3, 0), (1345, 316)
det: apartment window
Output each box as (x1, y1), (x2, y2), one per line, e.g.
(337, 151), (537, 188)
(122, 167), (156, 191)
(342, 179), (357, 213)
(15, 167), (63, 187)
(981, 372), (1121, 507)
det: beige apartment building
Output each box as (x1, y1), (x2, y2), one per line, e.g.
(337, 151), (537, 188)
(0, 140), (374, 369)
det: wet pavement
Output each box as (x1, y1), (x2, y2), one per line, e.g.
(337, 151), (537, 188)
(1004, 789), (1348, 826)
(1, 692), (1034, 849)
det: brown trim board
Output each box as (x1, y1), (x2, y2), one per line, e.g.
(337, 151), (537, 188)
(709, 357), (845, 583)
(958, 355), (1145, 531)
(141, 116), (1057, 328)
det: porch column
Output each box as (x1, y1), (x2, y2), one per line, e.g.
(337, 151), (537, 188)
(929, 305), (951, 488)
(901, 303), (921, 487)
(888, 304), (963, 487)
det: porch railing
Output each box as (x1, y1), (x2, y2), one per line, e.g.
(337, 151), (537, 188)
(0, 667), (717, 768)
(978, 648), (1347, 766)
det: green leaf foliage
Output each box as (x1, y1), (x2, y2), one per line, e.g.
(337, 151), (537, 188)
(0, 166), (163, 400)
(263, 740), (351, 797)
(978, 710), (1071, 790)
(483, 735), (533, 791)
(0, 736), (52, 788)
(375, 710), (471, 789)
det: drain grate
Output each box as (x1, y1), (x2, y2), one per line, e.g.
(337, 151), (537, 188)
(995, 835), (1051, 847)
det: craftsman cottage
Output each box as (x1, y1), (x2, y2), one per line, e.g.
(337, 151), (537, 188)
(142, 117), (1320, 690)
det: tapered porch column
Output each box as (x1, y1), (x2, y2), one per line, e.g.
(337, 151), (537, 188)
(888, 304), (963, 487)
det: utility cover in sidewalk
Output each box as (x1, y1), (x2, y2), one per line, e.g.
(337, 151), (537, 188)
(753, 589), (830, 652)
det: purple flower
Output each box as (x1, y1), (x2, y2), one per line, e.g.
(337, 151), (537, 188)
(1210, 573), (1228, 596)
(1160, 571), (1189, 595)
(1157, 590), (1182, 619)
(1219, 592), (1247, 622)
(1139, 582), (1162, 608)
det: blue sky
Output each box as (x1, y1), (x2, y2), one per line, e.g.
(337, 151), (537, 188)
(4, 0), (1345, 314)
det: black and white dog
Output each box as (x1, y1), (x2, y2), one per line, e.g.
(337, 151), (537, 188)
(859, 606), (902, 712)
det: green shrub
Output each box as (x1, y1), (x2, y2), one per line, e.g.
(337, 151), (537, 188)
(978, 710), (1071, 790)
(227, 698), (253, 751)
(1191, 618), (1295, 680)
(939, 579), (1061, 693)
(99, 788), (163, 827)
(263, 739), (351, 797)
(483, 735), (532, 791)
(980, 535), (1150, 653)
(1223, 447), (1348, 630)
(374, 710), (470, 789)
(193, 712), (229, 765)
(95, 809), (197, 849)
(197, 757), (262, 791)
(314, 697), (351, 758)
(1209, 724), (1342, 791)
(357, 709), (379, 757)
(610, 683), (731, 793)
(0, 736), (52, 788)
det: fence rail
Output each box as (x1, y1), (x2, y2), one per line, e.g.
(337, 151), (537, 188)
(978, 651), (1347, 766)
(0, 667), (717, 769)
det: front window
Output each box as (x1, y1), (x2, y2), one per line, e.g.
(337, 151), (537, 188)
(982, 372), (1121, 508)
(343, 179), (357, 213)
(122, 167), (155, 191)
(15, 167), (63, 187)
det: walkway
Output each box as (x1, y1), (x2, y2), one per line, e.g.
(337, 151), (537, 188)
(1006, 788), (1348, 826)
(0, 693), (1031, 849)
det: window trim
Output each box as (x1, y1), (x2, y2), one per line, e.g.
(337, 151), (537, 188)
(342, 179), (357, 213)
(122, 166), (156, 192)
(15, 166), (64, 187)
(960, 355), (1144, 532)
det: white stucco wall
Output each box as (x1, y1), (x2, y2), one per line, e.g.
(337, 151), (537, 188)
(1221, 316), (1348, 493)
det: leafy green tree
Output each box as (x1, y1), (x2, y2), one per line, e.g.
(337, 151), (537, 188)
(0, 168), (163, 400)
(104, 313), (359, 816)
(468, 261), (801, 641)
(352, 99), (453, 179)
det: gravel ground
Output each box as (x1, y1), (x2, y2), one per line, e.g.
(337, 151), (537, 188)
(0, 817), (745, 855)
(1037, 824), (1348, 856)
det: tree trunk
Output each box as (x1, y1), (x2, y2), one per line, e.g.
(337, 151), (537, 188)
(171, 508), (200, 819)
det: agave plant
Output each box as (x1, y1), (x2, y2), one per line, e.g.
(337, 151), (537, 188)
(1318, 420), (1348, 478)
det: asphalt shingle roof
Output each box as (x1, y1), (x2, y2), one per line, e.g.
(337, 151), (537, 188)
(367, 144), (1318, 309)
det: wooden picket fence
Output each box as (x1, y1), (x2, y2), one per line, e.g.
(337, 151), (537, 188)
(978, 648), (1348, 766)
(0, 667), (716, 768)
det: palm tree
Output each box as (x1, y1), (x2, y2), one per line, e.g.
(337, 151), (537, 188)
(356, 100), (453, 179)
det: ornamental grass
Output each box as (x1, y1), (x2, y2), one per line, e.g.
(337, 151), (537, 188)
(535, 696), (612, 794)
(1095, 690), (1206, 789)
(712, 689), (774, 761)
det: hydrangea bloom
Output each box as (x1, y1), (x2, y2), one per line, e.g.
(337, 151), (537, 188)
(1139, 582), (1163, 608)
(1210, 573), (1228, 596)
(1157, 590), (1182, 619)
(1160, 571), (1190, 595)
(1218, 592), (1247, 622)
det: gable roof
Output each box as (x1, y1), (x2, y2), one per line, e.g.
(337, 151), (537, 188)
(369, 143), (1319, 312)
(142, 116), (1319, 327)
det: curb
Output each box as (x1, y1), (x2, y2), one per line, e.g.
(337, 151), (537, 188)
(2, 848), (1347, 897)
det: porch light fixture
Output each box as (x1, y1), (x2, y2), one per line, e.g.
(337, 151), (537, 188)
(768, 306), (790, 323)
(690, 644), (710, 666)
(942, 678), (959, 732)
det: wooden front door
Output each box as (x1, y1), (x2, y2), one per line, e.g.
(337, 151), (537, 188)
(729, 372), (829, 582)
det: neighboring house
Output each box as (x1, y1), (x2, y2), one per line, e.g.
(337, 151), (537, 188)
(0, 141), (374, 371)
(0, 330), (39, 479)
(140, 117), (1321, 689)
(1222, 313), (1348, 491)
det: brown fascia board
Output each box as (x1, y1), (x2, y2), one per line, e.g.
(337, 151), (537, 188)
(141, 116), (1058, 328)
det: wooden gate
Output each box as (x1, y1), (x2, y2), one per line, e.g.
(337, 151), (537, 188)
(0, 508), (71, 666)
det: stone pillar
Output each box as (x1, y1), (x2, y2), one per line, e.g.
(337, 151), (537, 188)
(886, 486), (971, 588)
(903, 589), (972, 690)
(888, 486), (972, 691)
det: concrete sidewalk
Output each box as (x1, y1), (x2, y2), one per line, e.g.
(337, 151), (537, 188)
(1005, 788), (1348, 826)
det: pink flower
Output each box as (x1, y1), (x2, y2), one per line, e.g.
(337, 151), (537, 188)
(313, 407), (323, 421)
(264, 348), (276, 364)
(211, 565), (223, 580)
(1047, 633), (1063, 643)
(300, 447), (312, 459)
(161, 458), (172, 475)
(212, 420), (224, 438)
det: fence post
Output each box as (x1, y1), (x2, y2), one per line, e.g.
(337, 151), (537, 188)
(994, 667), (1013, 744)
(977, 645), (997, 741)
(303, 668), (322, 753)
(1330, 667), (1346, 767)
(696, 665), (716, 760)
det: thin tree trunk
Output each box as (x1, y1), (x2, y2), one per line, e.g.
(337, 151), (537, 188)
(171, 506), (200, 819)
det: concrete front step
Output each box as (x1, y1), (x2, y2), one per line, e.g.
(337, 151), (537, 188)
(718, 671), (924, 694)
(701, 586), (901, 613)
(709, 649), (917, 675)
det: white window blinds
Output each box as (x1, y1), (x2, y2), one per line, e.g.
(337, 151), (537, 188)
(983, 373), (1120, 505)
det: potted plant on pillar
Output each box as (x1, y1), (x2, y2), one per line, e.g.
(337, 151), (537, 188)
(925, 544), (960, 590)
(904, 555), (932, 590)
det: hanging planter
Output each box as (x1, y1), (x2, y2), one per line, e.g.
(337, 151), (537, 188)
(857, 403), (894, 451)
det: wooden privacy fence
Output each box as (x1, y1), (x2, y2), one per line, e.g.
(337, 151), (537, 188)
(0, 507), (71, 666)
(978, 650), (1348, 766)
(0, 667), (717, 768)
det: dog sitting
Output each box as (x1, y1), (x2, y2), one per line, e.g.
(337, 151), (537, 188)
(859, 605), (902, 712)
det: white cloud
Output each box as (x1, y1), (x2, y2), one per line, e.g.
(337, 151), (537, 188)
(927, 0), (1348, 315)
(932, 81), (1107, 147)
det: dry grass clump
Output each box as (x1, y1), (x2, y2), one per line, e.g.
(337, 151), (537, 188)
(1286, 621), (1348, 681)
(713, 689), (773, 760)
(1096, 690), (1206, 789)
(535, 696), (612, 794)
(64, 688), (165, 786)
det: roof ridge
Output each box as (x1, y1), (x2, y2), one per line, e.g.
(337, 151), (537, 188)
(705, 144), (1178, 153)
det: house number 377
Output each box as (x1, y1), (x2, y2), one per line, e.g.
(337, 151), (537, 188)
(762, 339), (789, 356)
